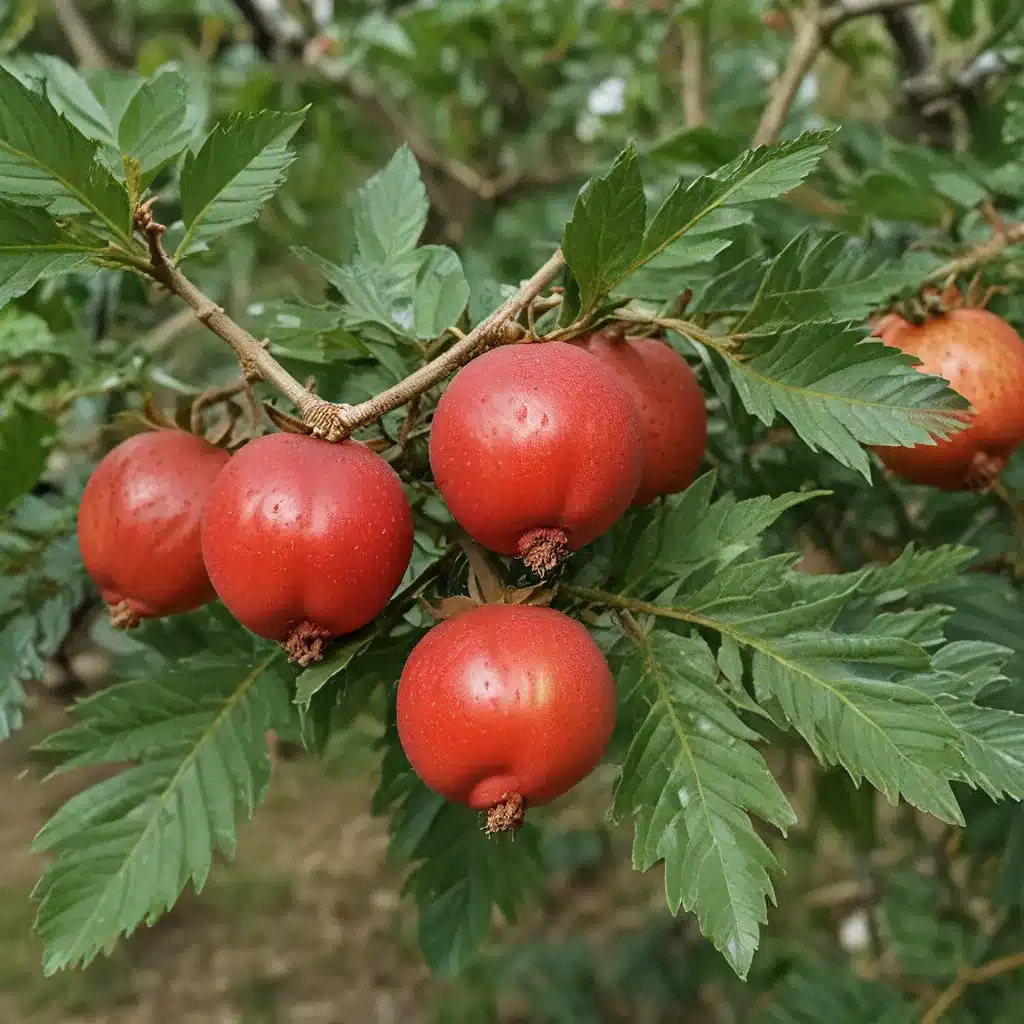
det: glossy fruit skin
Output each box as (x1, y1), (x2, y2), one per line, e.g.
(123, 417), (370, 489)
(77, 430), (230, 620)
(429, 341), (644, 555)
(573, 330), (707, 505)
(872, 309), (1024, 489)
(396, 604), (616, 811)
(200, 432), (414, 641)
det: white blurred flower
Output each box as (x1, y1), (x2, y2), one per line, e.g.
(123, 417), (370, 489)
(587, 76), (626, 117)
(838, 909), (871, 954)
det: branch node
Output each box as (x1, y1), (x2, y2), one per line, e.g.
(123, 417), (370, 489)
(194, 300), (223, 324)
(304, 398), (353, 443)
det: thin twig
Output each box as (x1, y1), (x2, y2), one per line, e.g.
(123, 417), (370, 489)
(928, 221), (1024, 281)
(53, 0), (111, 69)
(921, 951), (1024, 1024)
(132, 198), (565, 442)
(680, 18), (707, 127)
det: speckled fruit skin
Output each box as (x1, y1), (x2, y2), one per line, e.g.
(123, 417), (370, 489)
(77, 430), (230, 620)
(200, 433), (414, 641)
(872, 309), (1024, 489)
(573, 330), (707, 505)
(396, 604), (617, 811)
(428, 341), (644, 554)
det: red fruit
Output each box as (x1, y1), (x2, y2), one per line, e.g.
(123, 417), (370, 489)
(396, 604), (616, 832)
(200, 433), (414, 664)
(77, 429), (230, 627)
(429, 342), (644, 574)
(573, 330), (707, 505)
(872, 309), (1024, 489)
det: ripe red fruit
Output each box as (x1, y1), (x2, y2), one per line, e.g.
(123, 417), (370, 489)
(573, 330), (707, 505)
(872, 309), (1024, 489)
(77, 429), (230, 627)
(396, 604), (617, 832)
(200, 433), (414, 663)
(429, 341), (644, 574)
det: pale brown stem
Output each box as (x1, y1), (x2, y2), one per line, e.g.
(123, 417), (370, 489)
(921, 951), (1024, 1024)
(53, 0), (111, 69)
(680, 19), (707, 127)
(928, 221), (1024, 282)
(133, 199), (565, 442)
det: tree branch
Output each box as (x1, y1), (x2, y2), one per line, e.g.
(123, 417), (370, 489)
(53, 0), (111, 69)
(132, 200), (565, 442)
(680, 18), (707, 128)
(752, 0), (925, 147)
(921, 951), (1024, 1024)
(928, 221), (1024, 282)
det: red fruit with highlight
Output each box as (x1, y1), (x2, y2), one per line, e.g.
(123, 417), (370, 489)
(77, 429), (230, 627)
(200, 432), (413, 664)
(872, 309), (1024, 490)
(396, 604), (617, 833)
(573, 330), (707, 505)
(429, 341), (644, 574)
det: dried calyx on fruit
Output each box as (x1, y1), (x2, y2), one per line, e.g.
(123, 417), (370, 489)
(200, 432), (414, 664)
(77, 429), (231, 627)
(872, 304), (1024, 491)
(396, 603), (617, 834)
(429, 341), (645, 576)
(572, 327), (707, 506)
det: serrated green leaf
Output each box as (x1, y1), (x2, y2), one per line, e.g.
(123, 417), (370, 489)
(638, 130), (835, 268)
(177, 108), (307, 257)
(32, 649), (286, 973)
(118, 71), (191, 176)
(294, 628), (377, 706)
(352, 144), (428, 264)
(411, 245), (470, 337)
(861, 543), (977, 600)
(36, 55), (117, 149)
(735, 233), (941, 334)
(0, 614), (35, 740)
(0, 202), (99, 310)
(610, 630), (795, 978)
(718, 325), (968, 478)
(0, 66), (129, 241)
(563, 143), (646, 313)
(0, 306), (62, 358)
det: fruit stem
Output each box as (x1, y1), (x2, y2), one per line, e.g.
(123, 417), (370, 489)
(282, 621), (331, 666)
(484, 793), (526, 835)
(518, 528), (569, 577)
(108, 600), (140, 630)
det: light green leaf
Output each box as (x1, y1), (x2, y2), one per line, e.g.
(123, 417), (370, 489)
(0, 202), (99, 310)
(32, 649), (286, 973)
(0, 614), (36, 740)
(0, 402), (55, 511)
(36, 55), (117, 148)
(562, 143), (646, 312)
(0, 66), (130, 241)
(610, 630), (795, 979)
(411, 246), (469, 337)
(177, 108), (307, 257)
(718, 325), (968, 478)
(352, 145), (428, 265)
(118, 72), (191, 176)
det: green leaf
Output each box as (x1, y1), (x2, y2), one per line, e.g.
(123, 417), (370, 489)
(32, 648), (287, 973)
(35, 55), (117, 149)
(860, 543), (977, 601)
(735, 233), (941, 334)
(718, 325), (968, 478)
(638, 130), (835, 268)
(0, 614), (35, 740)
(848, 172), (947, 226)
(610, 630), (795, 978)
(0, 66), (129, 241)
(118, 71), (191, 176)
(948, 0), (977, 39)
(294, 628), (378, 706)
(411, 246), (470, 337)
(0, 202), (99, 310)
(177, 108), (307, 257)
(0, 306), (63, 358)
(377, 740), (546, 977)
(0, 403), (55, 511)
(562, 143), (646, 313)
(352, 145), (428, 265)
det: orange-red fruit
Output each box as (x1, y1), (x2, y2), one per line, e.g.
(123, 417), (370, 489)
(872, 309), (1024, 489)
(573, 330), (707, 505)
(429, 342), (644, 573)
(77, 430), (230, 625)
(396, 604), (617, 832)
(200, 433), (413, 663)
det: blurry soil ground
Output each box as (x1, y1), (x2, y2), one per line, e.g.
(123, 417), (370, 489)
(0, 695), (670, 1024)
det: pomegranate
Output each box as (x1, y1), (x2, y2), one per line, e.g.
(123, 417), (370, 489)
(396, 604), (617, 832)
(872, 309), (1024, 489)
(200, 432), (413, 664)
(429, 341), (644, 574)
(573, 330), (707, 505)
(77, 429), (230, 627)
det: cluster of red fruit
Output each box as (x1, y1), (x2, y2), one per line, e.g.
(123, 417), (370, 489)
(76, 331), (706, 828)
